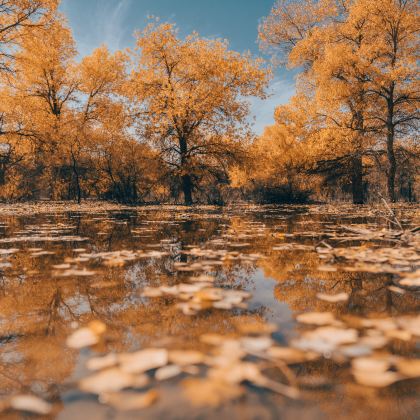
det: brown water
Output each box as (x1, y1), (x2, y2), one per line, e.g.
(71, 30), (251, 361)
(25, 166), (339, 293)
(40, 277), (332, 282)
(0, 204), (419, 419)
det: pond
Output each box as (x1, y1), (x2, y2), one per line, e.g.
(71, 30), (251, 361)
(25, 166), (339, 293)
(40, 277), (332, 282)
(0, 203), (418, 419)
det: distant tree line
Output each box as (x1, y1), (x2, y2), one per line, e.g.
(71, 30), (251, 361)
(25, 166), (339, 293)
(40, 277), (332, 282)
(0, 0), (418, 205)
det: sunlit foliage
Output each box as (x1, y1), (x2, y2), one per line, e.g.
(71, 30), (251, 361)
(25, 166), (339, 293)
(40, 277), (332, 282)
(259, 0), (419, 203)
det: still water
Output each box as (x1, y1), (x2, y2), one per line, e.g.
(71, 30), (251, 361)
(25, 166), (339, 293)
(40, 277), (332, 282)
(0, 204), (418, 419)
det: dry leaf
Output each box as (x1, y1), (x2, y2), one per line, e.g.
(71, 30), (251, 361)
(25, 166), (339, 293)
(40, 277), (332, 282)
(168, 350), (205, 366)
(267, 346), (318, 363)
(67, 327), (99, 349)
(352, 370), (401, 388)
(79, 368), (146, 394)
(316, 292), (349, 303)
(396, 359), (420, 378)
(119, 348), (168, 373)
(182, 377), (244, 407)
(10, 395), (52, 415)
(352, 357), (391, 373)
(240, 336), (273, 353)
(155, 364), (182, 381)
(87, 353), (118, 371)
(100, 390), (158, 410)
(296, 312), (337, 325)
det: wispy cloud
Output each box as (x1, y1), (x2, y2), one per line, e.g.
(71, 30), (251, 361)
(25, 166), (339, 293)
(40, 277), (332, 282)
(66, 0), (134, 57)
(249, 76), (296, 135)
(98, 0), (133, 51)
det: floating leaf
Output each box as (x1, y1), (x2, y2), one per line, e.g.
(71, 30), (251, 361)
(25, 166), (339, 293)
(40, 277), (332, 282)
(396, 359), (420, 378)
(119, 348), (168, 373)
(168, 350), (205, 366)
(66, 321), (106, 349)
(100, 390), (158, 410)
(182, 377), (244, 407)
(352, 370), (401, 388)
(80, 368), (148, 394)
(155, 364), (182, 381)
(267, 346), (318, 364)
(296, 312), (337, 326)
(352, 357), (391, 373)
(87, 353), (118, 371)
(67, 327), (99, 349)
(10, 395), (52, 415)
(316, 292), (349, 303)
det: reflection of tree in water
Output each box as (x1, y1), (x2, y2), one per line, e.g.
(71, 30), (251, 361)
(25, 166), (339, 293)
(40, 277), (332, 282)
(0, 206), (418, 418)
(266, 250), (418, 317)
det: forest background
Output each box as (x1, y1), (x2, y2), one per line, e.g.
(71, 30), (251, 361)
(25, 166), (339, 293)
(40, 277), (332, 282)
(0, 0), (418, 205)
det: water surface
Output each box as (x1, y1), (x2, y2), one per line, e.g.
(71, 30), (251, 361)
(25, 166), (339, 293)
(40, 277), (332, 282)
(0, 204), (418, 419)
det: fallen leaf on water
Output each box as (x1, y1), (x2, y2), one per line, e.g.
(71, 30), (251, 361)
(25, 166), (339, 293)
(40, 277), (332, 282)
(388, 286), (405, 294)
(182, 377), (244, 407)
(267, 346), (318, 364)
(195, 288), (223, 301)
(339, 344), (372, 358)
(209, 361), (261, 384)
(292, 327), (358, 354)
(385, 329), (412, 341)
(168, 350), (205, 366)
(79, 368), (148, 394)
(52, 263), (71, 269)
(235, 318), (276, 335)
(119, 348), (168, 373)
(296, 312), (337, 326)
(10, 395), (52, 415)
(100, 390), (158, 411)
(396, 359), (420, 378)
(352, 370), (401, 388)
(87, 353), (118, 371)
(66, 321), (106, 349)
(58, 268), (96, 277)
(352, 357), (391, 373)
(240, 336), (273, 353)
(397, 316), (420, 336)
(155, 364), (182, 381)
(67, 328), (99, 349)
(399, 272), (420, 287)
(88, 320), (107, 335)
(316, 292), (349, 303)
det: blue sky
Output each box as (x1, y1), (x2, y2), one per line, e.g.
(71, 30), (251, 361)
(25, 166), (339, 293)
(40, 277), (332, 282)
(59, 0), (296, 134)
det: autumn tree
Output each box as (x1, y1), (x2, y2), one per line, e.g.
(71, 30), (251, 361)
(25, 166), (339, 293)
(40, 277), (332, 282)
(0, 1), (59, 191)
(260, 0), (419, 203)
(127, 21), (269, 205)
(360, 0), (419, 202)
(231, 94), (316, 202)
(8, 15), (78, 198)
(0, 0), (58, 75)
(260, 0), (371, 203)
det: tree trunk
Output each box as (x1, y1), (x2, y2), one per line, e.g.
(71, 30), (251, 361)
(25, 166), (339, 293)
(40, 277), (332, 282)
(182, 174), (193, 205)
(71, 149), (81, 204)
(386, 100), (396, 202)
(179, 136), (192, 205)
(386, 134), (396, 202)
(351, 154), (364, 204)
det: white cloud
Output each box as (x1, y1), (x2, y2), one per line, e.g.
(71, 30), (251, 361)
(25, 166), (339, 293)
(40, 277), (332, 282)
(69, 0), (133, 57)
(98, 0), (133, 51)
(248, 76), (296, 135)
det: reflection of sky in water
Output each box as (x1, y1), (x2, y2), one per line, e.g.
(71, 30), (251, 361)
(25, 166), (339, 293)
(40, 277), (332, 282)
(248, 268), (293, 330)
(0, 205), (418, 418)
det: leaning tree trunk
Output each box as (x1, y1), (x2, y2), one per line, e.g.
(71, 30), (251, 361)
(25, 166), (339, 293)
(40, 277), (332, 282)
(179, 136), (192, 205)
(351, 154), (364, 205)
